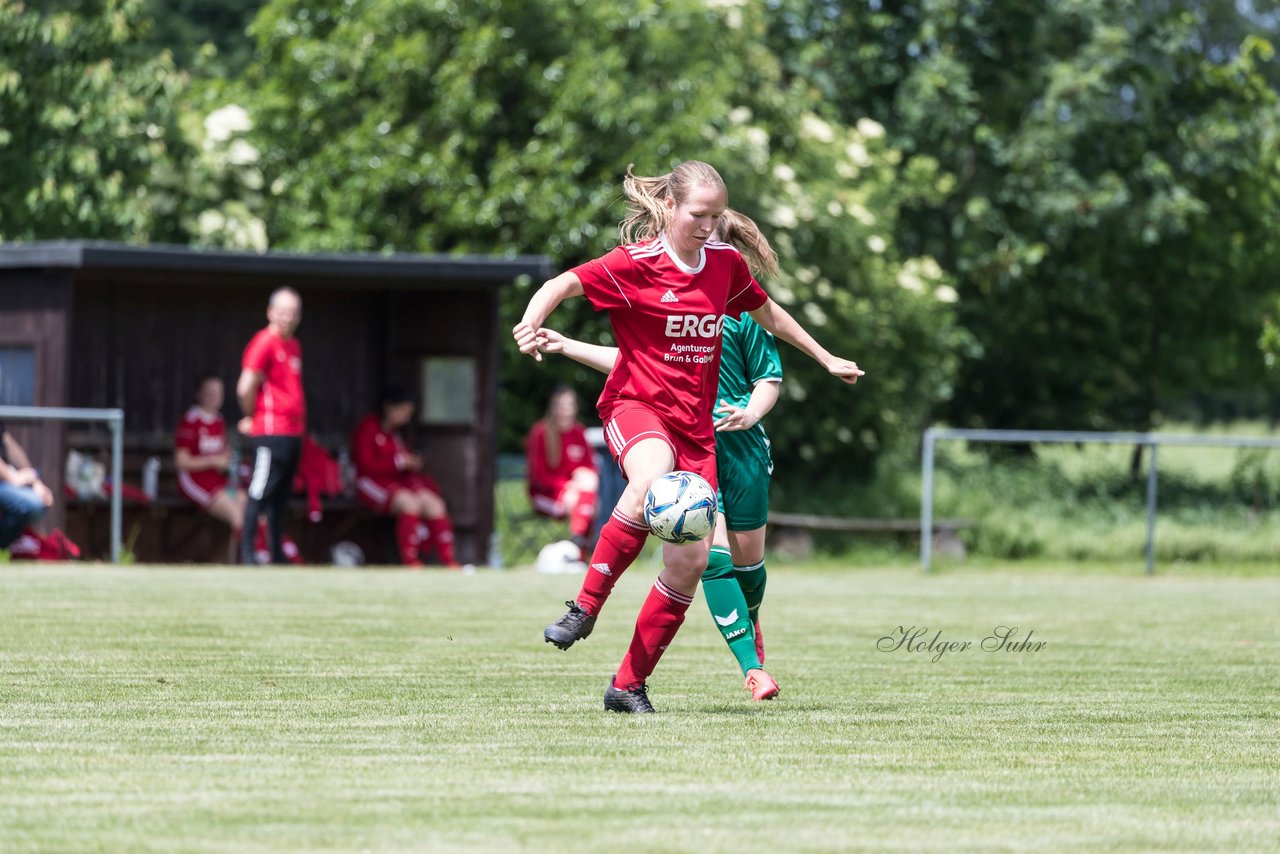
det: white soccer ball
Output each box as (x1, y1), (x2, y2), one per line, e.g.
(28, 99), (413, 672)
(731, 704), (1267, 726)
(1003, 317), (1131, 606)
(330, 541), (365, 567)
(644, 471), (717, 544)
(537, 539), (585, 574)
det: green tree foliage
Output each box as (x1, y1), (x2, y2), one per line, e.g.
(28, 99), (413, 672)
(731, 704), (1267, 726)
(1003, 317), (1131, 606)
(770, 0), (1280, 431)
(140, 0), (264, 76)
(1262, 297), (1280, 371)
(0, 0), (196, 242)
(232, 0), (962, 490)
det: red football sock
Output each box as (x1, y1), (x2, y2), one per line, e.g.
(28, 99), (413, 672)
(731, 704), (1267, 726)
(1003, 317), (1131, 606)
(575, 508), (649, 616)
(396, 514), (422, 565)
(568, 487), (598, 539)
(425, 516), (457, 566)
(614, 577), (694, 689)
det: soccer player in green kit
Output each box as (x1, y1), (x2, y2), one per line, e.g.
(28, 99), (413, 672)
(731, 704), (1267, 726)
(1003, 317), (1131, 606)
(534, 209), (785, 702)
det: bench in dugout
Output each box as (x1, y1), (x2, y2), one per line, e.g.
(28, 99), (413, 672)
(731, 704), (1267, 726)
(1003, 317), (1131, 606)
(62, 435), (396, 564)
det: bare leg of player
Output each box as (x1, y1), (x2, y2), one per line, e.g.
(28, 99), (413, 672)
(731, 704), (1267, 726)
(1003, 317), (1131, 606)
(206, 490), (245, 563)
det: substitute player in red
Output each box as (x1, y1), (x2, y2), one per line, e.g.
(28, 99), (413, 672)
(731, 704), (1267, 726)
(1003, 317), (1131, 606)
(351, 384), (460, 568)
(174, 374), (245, 544)
(237, 287), (305, 565)
(513, 160), (863, 713)
(525, 386), (599, 557)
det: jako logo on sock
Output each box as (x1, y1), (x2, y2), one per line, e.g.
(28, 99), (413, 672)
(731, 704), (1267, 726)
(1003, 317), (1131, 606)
(714, 610), (739, 627)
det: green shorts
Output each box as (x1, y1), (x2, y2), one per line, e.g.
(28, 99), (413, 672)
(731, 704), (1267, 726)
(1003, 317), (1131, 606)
(715, 429), (773, 531)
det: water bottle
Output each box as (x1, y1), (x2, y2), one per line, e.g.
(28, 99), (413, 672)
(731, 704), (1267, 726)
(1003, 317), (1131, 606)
(142, 456), (161, 501)
(226, 442), (240, 496)
(337, 447), (355, 498)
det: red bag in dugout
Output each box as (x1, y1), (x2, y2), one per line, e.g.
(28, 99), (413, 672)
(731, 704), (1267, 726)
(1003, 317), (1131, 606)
(293, 434), (342, 522)
(7, 527), (81, 561)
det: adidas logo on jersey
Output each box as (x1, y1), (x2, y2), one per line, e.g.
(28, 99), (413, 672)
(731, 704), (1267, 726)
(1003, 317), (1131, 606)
(660, 289), (679, 303)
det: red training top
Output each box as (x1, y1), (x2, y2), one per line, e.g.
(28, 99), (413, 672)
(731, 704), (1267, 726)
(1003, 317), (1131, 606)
(351, 412), (411, 482)
(570, 234), (768, 448)
(526, 420), (596, 498)
(242, 327), (305, 436)
(174, 406), (229, 496)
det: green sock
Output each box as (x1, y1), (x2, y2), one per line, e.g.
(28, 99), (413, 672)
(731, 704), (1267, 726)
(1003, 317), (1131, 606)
(735, 558), (767, 625)
(702, 546), (760, 676)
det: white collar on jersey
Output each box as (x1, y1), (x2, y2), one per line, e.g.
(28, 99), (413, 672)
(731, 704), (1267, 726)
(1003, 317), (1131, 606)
(186, 406), (220, 425)
(659, 233), (705, 275)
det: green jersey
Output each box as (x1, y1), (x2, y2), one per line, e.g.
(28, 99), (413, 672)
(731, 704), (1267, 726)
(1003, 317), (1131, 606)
(717, 312), (783, 411)
(714, 312), (782, 474)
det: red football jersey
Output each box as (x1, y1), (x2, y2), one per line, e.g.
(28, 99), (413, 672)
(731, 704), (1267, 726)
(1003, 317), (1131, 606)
(174, 406), (229, 498)
(242, 327), (305, 436)
(526, 420), (596, 498)
(571, 235), (768, 447)
(351, 413), (410, 481)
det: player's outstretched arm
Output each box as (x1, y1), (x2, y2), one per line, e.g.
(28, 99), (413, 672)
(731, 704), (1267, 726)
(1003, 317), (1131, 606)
(748, 298), (864, 384)
(714, 379), (780, 432)
(537, 328), (619, 375)
(512, 272), (584, 362)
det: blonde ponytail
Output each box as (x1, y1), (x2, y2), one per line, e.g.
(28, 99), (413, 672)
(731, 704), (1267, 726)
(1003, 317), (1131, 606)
(717, 208), (780, 280)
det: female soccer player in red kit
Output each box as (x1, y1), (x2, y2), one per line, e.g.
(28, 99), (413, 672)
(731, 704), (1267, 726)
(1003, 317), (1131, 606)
(351, 385), (460, 568)
(525, 386), (599, 556)
(175, 374), (245, 541)
(512, 160), (863, 713)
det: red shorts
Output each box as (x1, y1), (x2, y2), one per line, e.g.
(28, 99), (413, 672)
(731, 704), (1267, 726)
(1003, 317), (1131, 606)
(356, 472), (441, 514)
(177, 470), (230, 509)
(529, 481), (569, 517)
(601, 402), (717, 491)
(531, 476), (598, 517)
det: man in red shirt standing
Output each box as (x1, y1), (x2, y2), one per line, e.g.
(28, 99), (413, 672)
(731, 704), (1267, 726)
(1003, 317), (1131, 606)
(236, 287), (305, 565)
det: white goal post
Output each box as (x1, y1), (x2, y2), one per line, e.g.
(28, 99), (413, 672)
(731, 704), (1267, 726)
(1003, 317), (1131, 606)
(921, 427), (1280, 574)
(0, 405), (124, 563)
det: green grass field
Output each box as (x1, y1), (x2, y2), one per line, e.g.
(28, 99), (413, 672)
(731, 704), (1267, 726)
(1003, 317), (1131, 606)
(2, 562), (1277, 852)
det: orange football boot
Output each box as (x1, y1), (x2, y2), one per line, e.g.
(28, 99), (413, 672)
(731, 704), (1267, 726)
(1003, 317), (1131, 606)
(744, 668), (780, 701)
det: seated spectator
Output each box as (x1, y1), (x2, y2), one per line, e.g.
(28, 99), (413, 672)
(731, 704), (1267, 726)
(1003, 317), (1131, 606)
(0, 419), (53, 552)
(352, 385), (459, 568)
(525, 386), (599, 556)
(175, 374), (245, 544)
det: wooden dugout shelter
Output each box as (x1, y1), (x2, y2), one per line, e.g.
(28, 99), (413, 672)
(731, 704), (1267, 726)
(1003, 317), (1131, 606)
(0, 241), (551, 564)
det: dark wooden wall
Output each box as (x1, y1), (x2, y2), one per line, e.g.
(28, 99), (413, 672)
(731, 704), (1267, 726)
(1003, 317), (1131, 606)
(68, 274), (386, 447)
(384, 288), (500, 554)
(0, 272), (72, 527)
(58, 271), (498, 563)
